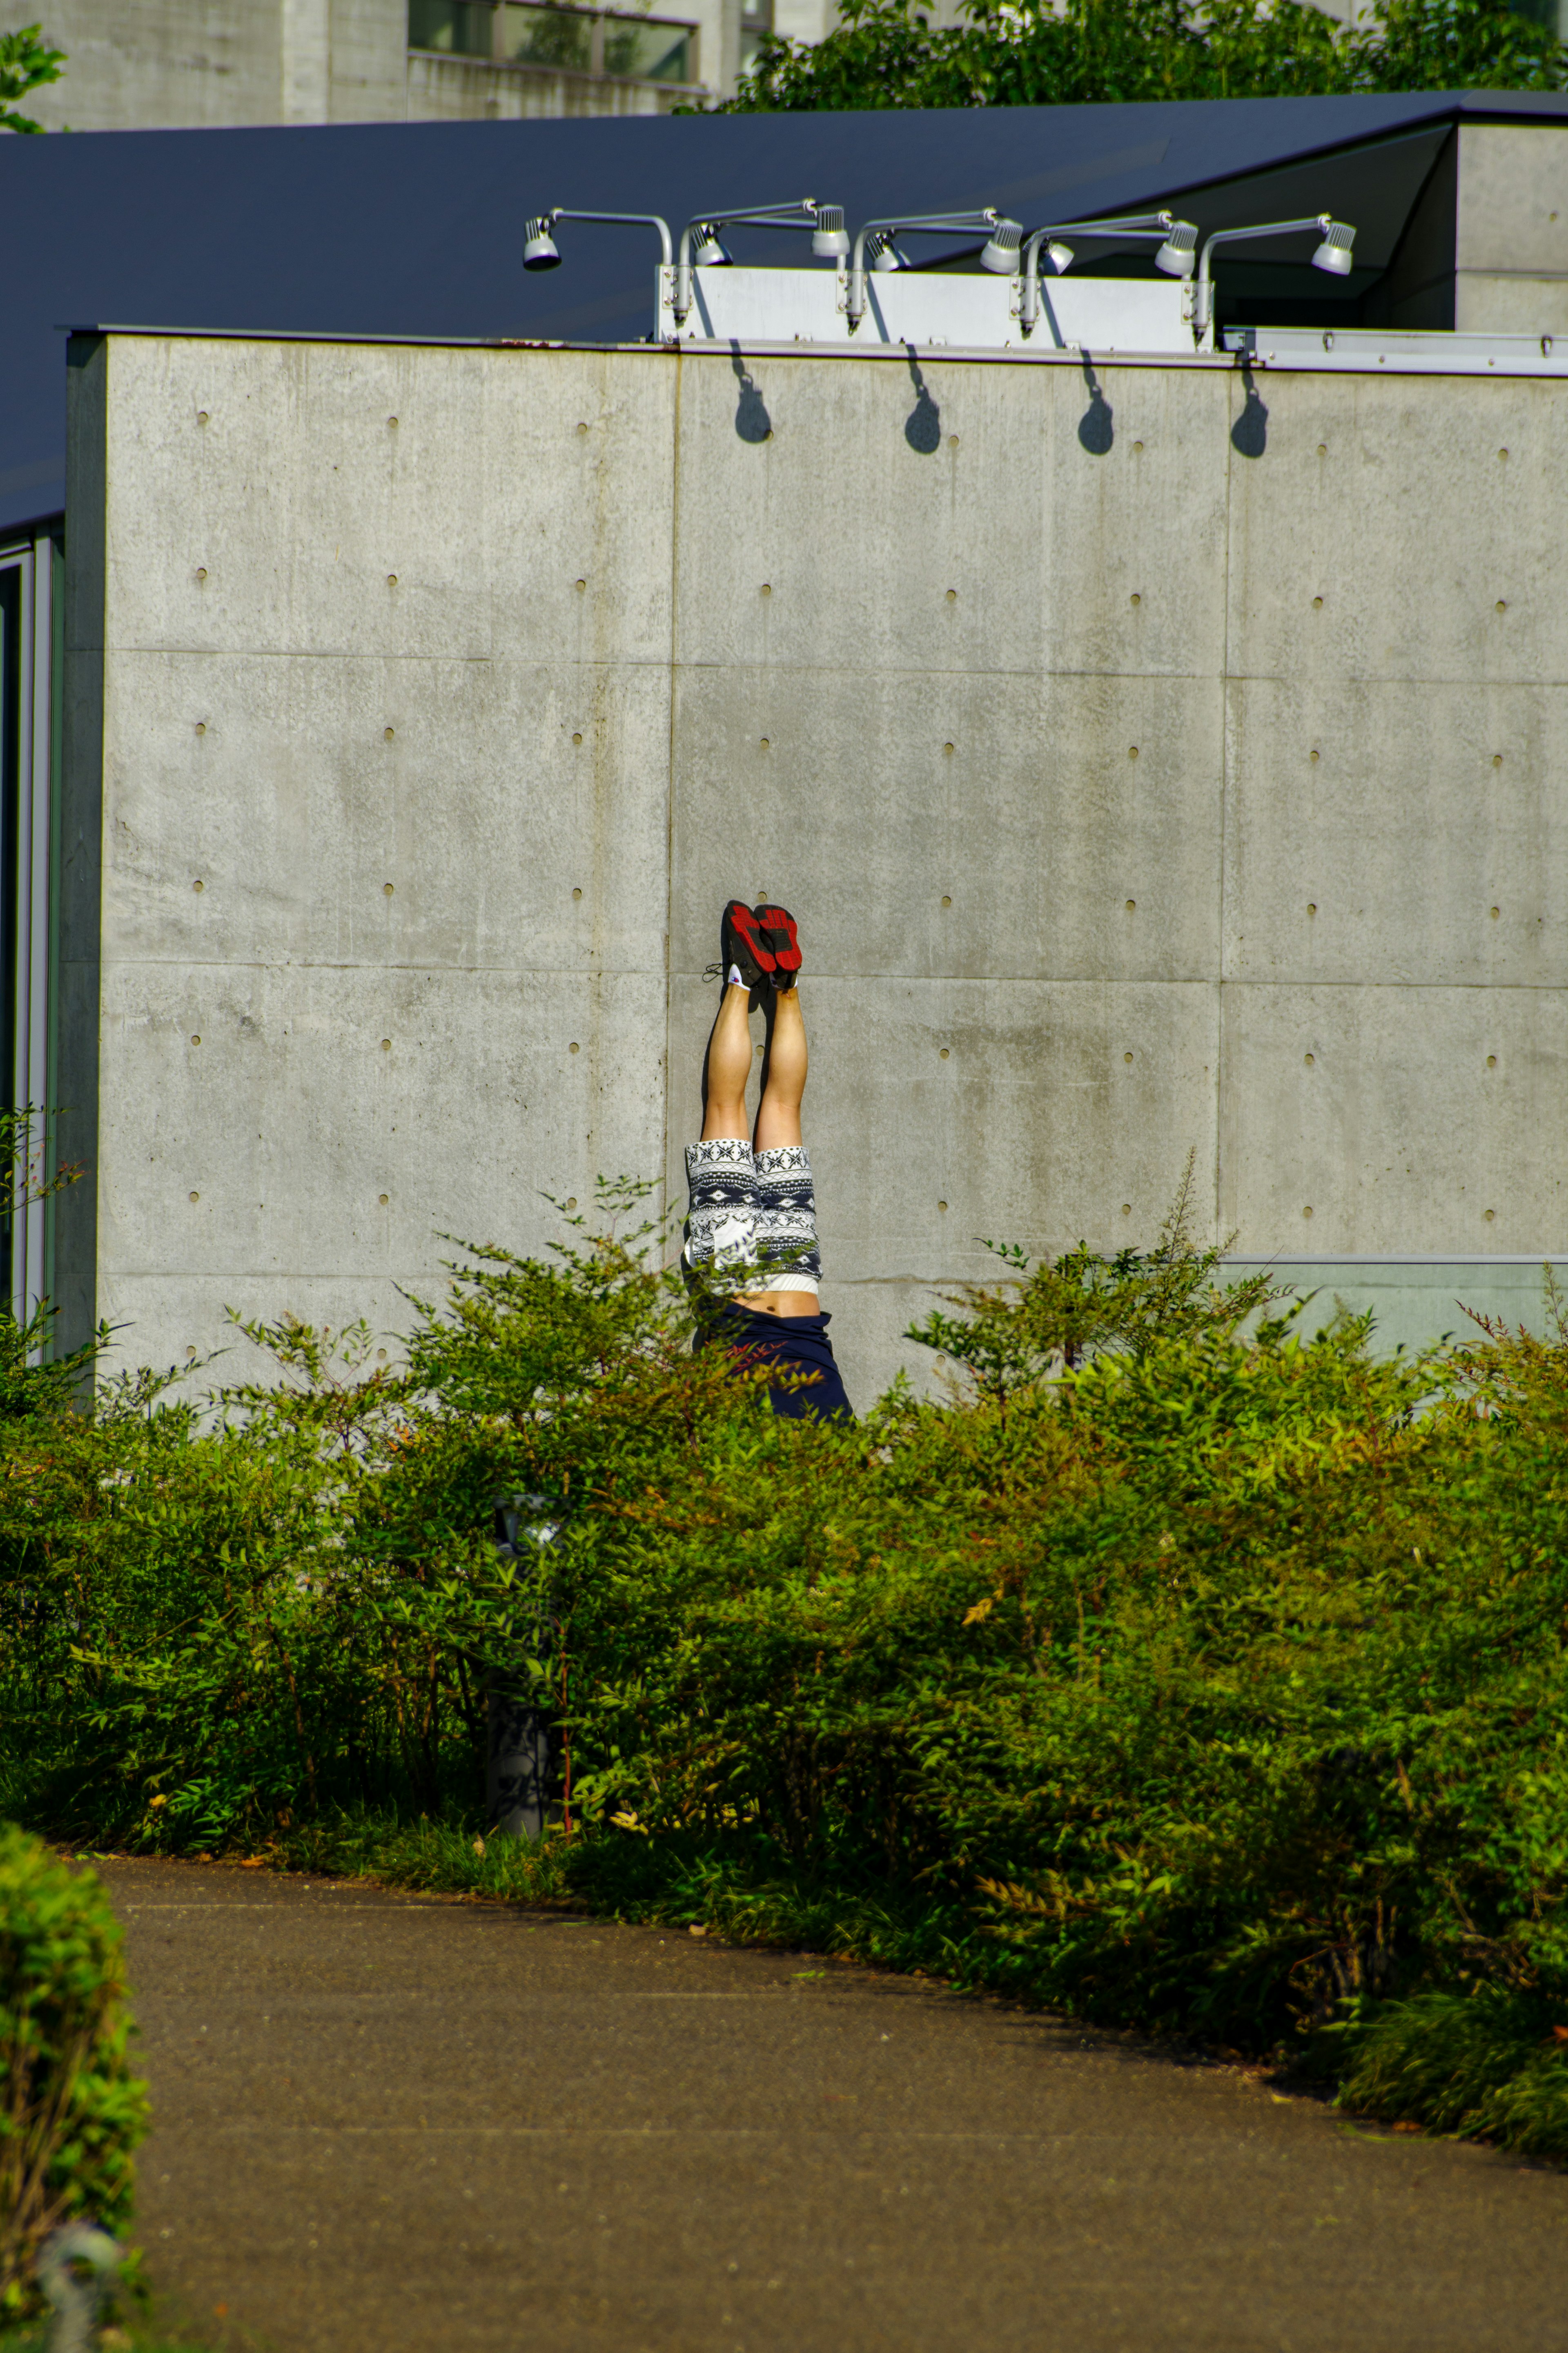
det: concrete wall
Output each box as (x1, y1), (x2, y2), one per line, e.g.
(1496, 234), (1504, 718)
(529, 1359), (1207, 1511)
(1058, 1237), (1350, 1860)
(28, 0), (406, 127)
(405, 49), (688, 118)
(26, 0), (723, 126)
(62, 330), (1568, 1405)
(1384, 125), (1568, 334)
(1457, 125), (1568, 336)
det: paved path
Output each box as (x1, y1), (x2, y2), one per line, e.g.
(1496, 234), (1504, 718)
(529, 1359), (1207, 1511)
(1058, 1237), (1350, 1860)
(105, 1856), (1568, 2353)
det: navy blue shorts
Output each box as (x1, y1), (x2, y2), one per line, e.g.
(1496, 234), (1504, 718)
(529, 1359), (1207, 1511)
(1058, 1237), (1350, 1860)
(694, 1301), (854, 1424)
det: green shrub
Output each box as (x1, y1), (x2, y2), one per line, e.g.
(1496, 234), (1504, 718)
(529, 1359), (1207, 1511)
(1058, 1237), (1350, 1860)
(7, 1182), (1568, 2153)
(1334, 1986), (1568, 2152)
(0, 1829), (148, 2318)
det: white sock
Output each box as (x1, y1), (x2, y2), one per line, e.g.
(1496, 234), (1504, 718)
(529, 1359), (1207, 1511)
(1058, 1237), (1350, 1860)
(727, 964), (743, 986)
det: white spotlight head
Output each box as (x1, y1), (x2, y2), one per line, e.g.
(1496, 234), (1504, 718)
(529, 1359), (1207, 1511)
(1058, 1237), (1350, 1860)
(691, 223), (733, 268)
(980, 219), (1023, 276)
(811, 204), (850, 260)
(1046, 240), (1074, 276)
(522, 216), (561, 272)
(1312, 219), (1355, 277)
(1154, 221), (1198, 279)
(866, 232), (904, 273)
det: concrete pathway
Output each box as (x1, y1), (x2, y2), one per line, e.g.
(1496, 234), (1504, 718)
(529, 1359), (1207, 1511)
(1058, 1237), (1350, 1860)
(104, 1856), (1568, 2353)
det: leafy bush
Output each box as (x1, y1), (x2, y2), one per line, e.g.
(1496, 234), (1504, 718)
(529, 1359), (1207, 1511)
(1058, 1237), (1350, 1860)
(709, 0), (1568, 113)
(0, 1830), (147, 2318)
(6, 1181), (1568, 2152)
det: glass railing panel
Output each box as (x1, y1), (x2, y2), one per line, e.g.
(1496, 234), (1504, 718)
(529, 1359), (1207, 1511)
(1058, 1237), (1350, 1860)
(501, 0), (594, 67)
(408, 0), (495, 55)
(602, 16), (691, 77)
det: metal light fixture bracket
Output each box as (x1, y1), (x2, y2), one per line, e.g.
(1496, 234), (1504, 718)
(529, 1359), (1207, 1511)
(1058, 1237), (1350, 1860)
(844, 210), (1024, 330)
(1017, 212), (1198, 336)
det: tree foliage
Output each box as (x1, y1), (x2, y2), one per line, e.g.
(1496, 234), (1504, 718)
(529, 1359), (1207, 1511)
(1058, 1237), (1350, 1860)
(712, 0), (1568, 112)
(0, 24), (65, 133)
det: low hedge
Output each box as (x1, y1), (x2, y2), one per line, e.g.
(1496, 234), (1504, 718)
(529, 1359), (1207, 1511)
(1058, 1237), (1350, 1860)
(0, 1829), (147, 2319)
(6, 1179), (1568, 2152)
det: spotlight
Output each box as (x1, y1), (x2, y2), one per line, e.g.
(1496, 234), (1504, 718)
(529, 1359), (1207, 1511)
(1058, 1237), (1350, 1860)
(691, 222), (733, 268)
(522, 215), (562, 272)
(1016, 212), (1198, 333)
(522, 207), (674, 299)
(811, 203), (850, 260)
(846, 209), (1025, 324)
(673, 198), (844, 320)
(1312, 220), (1355, 277)
(980, 219), (1023, 276)
(1154, 221), (1198, 279)
(1192, 214), (1358, 338)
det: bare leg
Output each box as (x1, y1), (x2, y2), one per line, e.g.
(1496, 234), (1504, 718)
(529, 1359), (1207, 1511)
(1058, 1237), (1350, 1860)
(754, 986), (806, 1152)
(701, 984), (754, 1142)
(743, 987), (816, 1314)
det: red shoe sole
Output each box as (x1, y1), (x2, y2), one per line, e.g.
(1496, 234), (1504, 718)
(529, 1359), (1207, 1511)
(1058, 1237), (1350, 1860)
(726, 901), (775, 973)
(754, 905), (801, 977)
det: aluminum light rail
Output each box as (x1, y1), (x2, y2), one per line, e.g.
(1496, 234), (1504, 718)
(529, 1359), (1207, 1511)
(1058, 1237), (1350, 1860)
(1224, 325), (1568, 376)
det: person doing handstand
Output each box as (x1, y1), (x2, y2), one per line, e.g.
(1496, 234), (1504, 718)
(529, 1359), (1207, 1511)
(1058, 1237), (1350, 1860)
(681, 902), (853, 1423)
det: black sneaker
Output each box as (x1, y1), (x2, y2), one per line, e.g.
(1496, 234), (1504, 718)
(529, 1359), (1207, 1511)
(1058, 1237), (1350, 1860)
(709, 899), (767, 990)
(753, 903), (802, 989)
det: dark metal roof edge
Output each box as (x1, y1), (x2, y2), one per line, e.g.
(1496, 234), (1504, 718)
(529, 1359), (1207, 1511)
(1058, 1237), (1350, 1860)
(62, 324), (539, 347)
(1148, 109), (1450, 196)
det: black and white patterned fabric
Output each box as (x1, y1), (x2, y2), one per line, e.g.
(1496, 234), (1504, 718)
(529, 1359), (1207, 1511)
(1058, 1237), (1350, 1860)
(682, 1137), (821, 1298)
(753, 1144), (823, 1293)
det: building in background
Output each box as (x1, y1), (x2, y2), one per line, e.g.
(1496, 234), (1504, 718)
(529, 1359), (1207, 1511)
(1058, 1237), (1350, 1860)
(20, 0), (1568, 129)
(17, 0), (769, 126)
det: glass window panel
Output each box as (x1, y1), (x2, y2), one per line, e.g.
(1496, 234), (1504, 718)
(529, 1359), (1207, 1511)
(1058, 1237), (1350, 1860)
(408, 0), (496, 54)
(501, 1), (594, 67)
(602, 16), (691, 77)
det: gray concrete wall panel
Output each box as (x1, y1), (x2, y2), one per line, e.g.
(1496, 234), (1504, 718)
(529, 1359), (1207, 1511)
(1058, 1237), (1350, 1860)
(94, 959), (664, 1270)
(669, 669), (1225, 988)
(404, 52), (680, 119)
(1222, 678), (1568, 988)
(27, 0), (286, 130)
(63, 332), (1568, 1403)
(1238, 1258), (1568, 1356)
(101, 651), (673, 975)
(102, 340), (677, 670)
(1457, 276), (1568, 336)
(1225, 372), (1568, 689)
(1220, 984), (1568, 1255)
(325, 0), (408, 120)
(1457, 125), (1568, 281)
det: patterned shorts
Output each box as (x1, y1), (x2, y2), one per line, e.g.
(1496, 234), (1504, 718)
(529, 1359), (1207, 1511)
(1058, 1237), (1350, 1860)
(682, 1138), (822, 1298)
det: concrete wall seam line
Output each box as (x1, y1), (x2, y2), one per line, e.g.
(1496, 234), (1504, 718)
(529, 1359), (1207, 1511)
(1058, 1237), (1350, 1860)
(661, 345), (684, 1250)
(1224, 1255), (1568, 1267)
